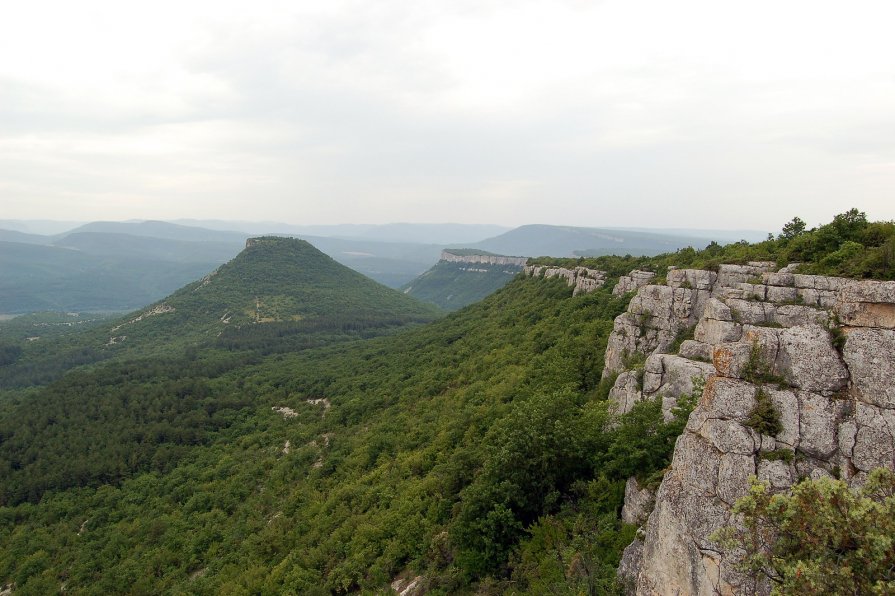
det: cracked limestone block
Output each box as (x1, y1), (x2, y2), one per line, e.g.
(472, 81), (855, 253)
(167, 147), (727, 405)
(712, 343), (754, 379)
(841, 327), (895, 410)
(764, 284), (799, 303)
(695, 298), (744, 345)
(602, 314), (639, 375)
(679, 339), (713, 362)
(717, 453), (756, 505)
(643, 354), (715, 398)
(716, 264), (757, 288)
(704, 297), (734, 321)
(792, 274), (849, 292)
(613, 269), (656, 296)
(836, 280), (895, 328)
(573, 275), (604, 296)
(635, 435), (743, 595)
(851, 402), (895, 473)
(766, 387), (800, 448)
(776, 324), (848, 393)
(726, 299), (775, 325)
(667, 268), (717, 291)
(695, 317), (743, 345)
(712, 326), (781, 381)
(747, 261), (777, 271)
(617, 538), (643, 590)
(604, 284), (707, 376)
(796, 391), (845, 459)
(763, 272), (795, 287)
(697, 377), (758, 424)
(796, 287), (839, 309)
(735, 282), (768, 301)
(696, 418), (758, 455)
(642, 354), (715, 421)
(716, 263), (775, 289)
(757, 459), (796, 491)
(772, 304), (831, 328)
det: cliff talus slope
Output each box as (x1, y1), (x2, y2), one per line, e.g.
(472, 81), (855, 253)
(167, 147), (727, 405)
(605, 263), (895, 595)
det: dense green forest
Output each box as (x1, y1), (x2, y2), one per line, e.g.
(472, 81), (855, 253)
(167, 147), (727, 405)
(0, 274), (687, 593)
(1, 210), (893, 594)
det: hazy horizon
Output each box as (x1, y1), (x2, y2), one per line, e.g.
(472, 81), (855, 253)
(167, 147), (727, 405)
(3, 1), (894, 229)
(0, 217), (773, 240)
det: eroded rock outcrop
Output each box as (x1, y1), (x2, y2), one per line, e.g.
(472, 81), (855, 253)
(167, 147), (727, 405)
(614, 270), (657, 296)
(607, 265), (895, 595)
(524, 265), (607, 295)
(439, 250), (528, 267)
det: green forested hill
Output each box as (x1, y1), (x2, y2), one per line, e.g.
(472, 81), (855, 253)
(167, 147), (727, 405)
(112, 236), (441, 347)
(0, 237), (440, 388)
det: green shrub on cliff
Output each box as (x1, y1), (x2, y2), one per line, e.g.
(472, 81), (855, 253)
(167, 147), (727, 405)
(714, 468), (895, 595)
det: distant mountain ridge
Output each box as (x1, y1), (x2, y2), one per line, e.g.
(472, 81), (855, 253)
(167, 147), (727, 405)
(456, 224), (732, 257)
(1, 219), (773, 315)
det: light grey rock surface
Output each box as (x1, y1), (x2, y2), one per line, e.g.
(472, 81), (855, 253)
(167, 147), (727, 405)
(604, 265), (895, 595)
(622, 477), (656, 525)
(614, 270), (657, 296)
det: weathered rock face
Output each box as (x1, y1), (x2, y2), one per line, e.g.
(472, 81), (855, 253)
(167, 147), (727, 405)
(440, 250), (528, 267)
(609, 265), (895, 595)
(524, 265), (607, 295)
(614, 270), (657, 296)
(622, 477), (656, 525)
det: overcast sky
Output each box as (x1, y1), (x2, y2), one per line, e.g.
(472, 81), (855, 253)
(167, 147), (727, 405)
(1, 0), (893, 230)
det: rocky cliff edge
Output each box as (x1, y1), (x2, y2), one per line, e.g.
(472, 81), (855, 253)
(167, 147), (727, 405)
(604, 263), (895, 595)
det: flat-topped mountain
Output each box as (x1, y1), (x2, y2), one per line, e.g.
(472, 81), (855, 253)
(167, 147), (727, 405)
(402, 250), (528, 310)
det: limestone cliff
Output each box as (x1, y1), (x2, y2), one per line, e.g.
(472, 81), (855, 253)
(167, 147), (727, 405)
(524, 264), (607, 296)
(605, 264), (895, 595)
(440, 250), (528, 267)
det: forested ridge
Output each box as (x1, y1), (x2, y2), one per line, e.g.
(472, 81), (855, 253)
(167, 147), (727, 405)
(1, 211), (893, 594)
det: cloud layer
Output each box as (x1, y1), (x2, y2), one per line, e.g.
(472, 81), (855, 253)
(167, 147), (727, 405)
(2, 0), (894, 229)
